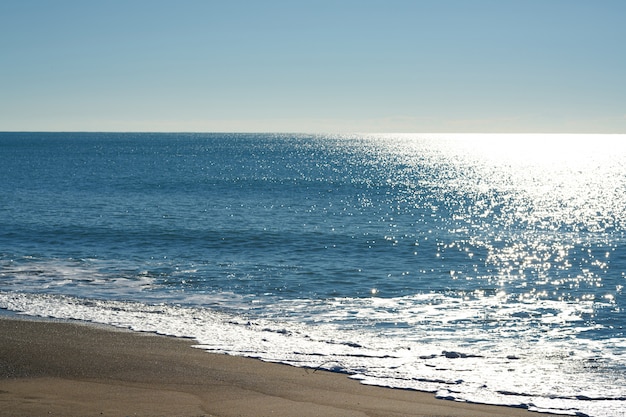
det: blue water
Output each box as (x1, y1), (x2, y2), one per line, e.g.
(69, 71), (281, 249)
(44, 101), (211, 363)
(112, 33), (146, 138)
(1, 132), (625, 416)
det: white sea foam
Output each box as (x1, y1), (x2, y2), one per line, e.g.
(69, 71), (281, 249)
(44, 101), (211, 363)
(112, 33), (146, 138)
(1, 290), (624, 417)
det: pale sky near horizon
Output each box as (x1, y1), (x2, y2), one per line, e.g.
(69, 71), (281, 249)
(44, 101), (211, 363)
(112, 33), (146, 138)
(1, 0), (625, 133)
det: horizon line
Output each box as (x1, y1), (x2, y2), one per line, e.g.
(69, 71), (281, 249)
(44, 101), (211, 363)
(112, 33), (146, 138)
(2, 130), (625, 135)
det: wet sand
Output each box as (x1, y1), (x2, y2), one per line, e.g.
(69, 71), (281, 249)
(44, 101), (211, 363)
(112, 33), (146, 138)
(0, 316), (554, 417)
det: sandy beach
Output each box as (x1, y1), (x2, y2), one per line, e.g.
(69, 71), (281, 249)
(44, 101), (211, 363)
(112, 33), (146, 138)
(0, 316), (554, 417)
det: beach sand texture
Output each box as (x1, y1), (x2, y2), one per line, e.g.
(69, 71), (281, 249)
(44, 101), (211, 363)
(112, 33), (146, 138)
(0, 317), (554, 417)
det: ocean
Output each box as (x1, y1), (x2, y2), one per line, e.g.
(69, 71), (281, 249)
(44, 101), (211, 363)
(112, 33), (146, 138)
(0, 132), (624, 416)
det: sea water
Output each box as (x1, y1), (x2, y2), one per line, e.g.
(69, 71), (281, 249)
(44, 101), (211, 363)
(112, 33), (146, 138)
(0, 132), (624, 416)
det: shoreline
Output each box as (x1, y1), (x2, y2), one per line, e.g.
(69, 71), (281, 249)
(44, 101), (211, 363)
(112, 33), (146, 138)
(0, 315), (555, 417)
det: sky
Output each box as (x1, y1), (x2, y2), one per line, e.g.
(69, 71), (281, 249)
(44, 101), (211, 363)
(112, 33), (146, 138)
(1, 0), (625, 133)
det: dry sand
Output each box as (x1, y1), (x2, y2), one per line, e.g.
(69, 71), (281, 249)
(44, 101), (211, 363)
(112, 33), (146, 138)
(0, 316), (554, 417)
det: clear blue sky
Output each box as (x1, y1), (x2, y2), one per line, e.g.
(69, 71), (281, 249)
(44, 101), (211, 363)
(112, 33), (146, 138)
(1, 0), (625, 133)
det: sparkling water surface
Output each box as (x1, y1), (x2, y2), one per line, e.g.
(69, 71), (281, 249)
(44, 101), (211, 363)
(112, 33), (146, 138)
(1, 132), (625, 416)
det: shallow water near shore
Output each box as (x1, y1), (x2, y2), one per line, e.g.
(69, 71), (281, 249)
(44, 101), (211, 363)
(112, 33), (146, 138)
(1, 132), (625, 416)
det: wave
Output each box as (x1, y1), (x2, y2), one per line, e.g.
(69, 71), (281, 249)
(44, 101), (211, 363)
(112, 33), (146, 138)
(1, 290), (623, 417)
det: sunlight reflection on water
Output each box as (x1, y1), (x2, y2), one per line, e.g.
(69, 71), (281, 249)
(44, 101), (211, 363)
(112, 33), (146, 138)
(360, 134), (625, 308)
